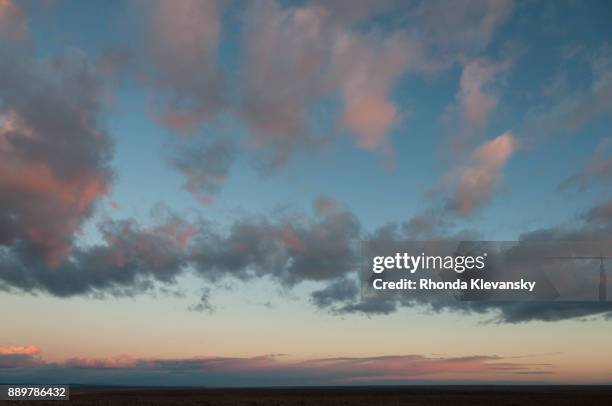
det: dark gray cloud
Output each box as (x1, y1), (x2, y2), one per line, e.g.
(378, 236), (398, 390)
(310, 277), (359, 308)
(309, 196), (612, 323)
(474, 209), (612, 322)
(127, 0), (518, 191)
(0, 197), (360, 298)
(462, 302), (612, 324)
(0, 217), (188, 297)
(402, 209), (453, 239)
(188, 199), (361, 286)
(2, 187), (611, 323)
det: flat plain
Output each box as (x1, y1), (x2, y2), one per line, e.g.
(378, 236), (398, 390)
(14, 386), (612, 405)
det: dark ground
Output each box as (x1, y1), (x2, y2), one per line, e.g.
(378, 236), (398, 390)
(14, 386), (612, 405)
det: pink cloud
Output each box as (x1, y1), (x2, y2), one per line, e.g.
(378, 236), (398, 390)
(333, 32), (411, 150)
(238, 0), (514, 161)
(241, 1), (416, 162)
(141, 0), (516, 177)
(0, 345), (39, 356)
(449, 132), (517, 215)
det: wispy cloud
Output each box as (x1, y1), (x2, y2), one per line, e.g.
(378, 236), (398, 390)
(560, 137), (612, 191)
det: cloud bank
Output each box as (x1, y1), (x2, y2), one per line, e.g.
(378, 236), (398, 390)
(0, 346), (553, 386)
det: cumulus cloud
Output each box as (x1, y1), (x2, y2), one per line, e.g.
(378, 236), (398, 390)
(145, 0), (407, 178)
(308, 184), (612, 323)
(0, 47), (114, 266)
(145, 0), (515, 145)
(0, 197), (359, 296)
(0, 215), (190, 297)
(329, 195), (612, 322)
(188, 198), (361, 286)
(1, 190), (610, 323)
(136, 0), (516, 183)
(239, 0), (424, 165)
(473, 215), (612, 322)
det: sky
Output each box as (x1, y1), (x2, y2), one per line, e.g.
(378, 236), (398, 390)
(0, 0), (612, 386)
